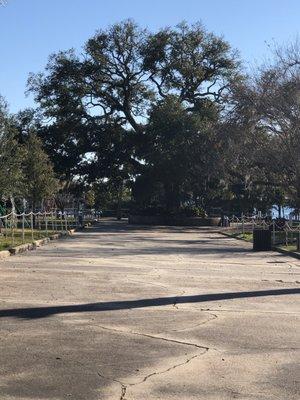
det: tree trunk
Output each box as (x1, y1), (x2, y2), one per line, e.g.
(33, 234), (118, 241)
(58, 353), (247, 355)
(32, 201), (37, 228)
(116, 182), (123, 220)
(165, 182), (180, 213)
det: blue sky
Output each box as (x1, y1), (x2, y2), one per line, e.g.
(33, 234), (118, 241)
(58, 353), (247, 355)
(0, 0), (299, 112)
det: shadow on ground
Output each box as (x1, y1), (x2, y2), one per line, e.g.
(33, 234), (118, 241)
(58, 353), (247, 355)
(1, 288), (299, 319)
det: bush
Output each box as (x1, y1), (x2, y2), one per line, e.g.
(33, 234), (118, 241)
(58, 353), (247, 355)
(178, 206), (207, 217)
(130, 206), (165, 216)
(130, 205), (208, 217)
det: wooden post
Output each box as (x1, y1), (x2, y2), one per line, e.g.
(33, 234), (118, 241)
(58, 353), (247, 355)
(11, 212), (15, 245)
(54, 212), (57, 232)
(45, 212), (48, 237)
(22, 213), (25, 243)
(242, 213), (244, 237)
(4, 216), (7, 238)
(38, 213), (41, 238)
(51, 212), (54, 232)
(31, 213), (34, 241)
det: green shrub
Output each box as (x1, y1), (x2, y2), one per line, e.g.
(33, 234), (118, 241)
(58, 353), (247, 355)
(179, 206), (207, 217)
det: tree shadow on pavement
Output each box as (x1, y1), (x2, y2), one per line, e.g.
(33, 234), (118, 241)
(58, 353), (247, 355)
(0, 288), (299, 320)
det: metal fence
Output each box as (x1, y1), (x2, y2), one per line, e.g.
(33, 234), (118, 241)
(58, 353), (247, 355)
(221, 215), (300, 251)
(0, 210), (95, 250)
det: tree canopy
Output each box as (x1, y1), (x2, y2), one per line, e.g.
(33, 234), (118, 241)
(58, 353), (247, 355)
(27, 20), (244, 214)
(1, 20), (299, 216)
(0, 97), (58, 212)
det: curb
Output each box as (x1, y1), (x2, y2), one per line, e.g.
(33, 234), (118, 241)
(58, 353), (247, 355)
(9, 243), (35, 255)
(272, 246), (300, 260)
(218, 230), (252, 243)
(0, 250), (11, 259)
(6, 229), (76, 258)
(33, 237), (51, 248)
(50, 233), (62, 240)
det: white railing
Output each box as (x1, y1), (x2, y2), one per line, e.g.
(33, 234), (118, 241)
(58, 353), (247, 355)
(0, 210), (94, 249)
(221, 215), (300, 250)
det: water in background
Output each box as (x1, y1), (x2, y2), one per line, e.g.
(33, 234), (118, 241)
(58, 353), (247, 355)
(271, 206), (296, 219)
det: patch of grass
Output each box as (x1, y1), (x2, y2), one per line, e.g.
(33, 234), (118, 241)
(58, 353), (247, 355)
(222, 231), (253, 242)
(0, 219), (91, 252)
(277, 244), (299, 253)
(0, 229), (58, 251)
(235, 232), (253, 242)
(220, 229), (300, 259)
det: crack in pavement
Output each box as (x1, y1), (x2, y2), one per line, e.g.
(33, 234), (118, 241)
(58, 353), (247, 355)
(196, 308), (300, 315)
(120, 385), (127, 400)
(261, 279), (300, 284)
(97, 372), (127, 400)
(173, 290), (186, 309)
(97, 323), (212, 352)
(93, 321), (216, 399)
(134, 353), (200, 385)
(98, 352), (204, 400)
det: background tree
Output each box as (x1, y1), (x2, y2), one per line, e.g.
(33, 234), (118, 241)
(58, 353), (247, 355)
(22, 133), (58, 211)
(142, 21), (239, 109)
(0, 97), (25, 205)
(224, 39), (300, 214)
(85, 189), (95, 209)
(28, 20), (240, 214)
(133, 96), (223, 212)
(255, 46), (300, 210)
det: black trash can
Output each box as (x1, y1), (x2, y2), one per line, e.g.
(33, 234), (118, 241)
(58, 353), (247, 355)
(253, 229), (272, 251)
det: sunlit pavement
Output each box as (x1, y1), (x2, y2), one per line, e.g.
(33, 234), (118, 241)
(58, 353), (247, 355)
(0, 219), (299, 399)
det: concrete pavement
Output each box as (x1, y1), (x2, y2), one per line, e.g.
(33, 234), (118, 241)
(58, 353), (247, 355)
(0, 220), (299, 399)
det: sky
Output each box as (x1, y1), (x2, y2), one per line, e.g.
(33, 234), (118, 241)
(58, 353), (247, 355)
(0, 0), (299, 112)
